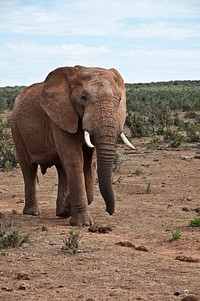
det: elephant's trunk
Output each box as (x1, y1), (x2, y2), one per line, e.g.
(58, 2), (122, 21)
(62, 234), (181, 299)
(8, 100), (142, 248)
(83, 96), (120, 215)
(96, 135), (116, 215)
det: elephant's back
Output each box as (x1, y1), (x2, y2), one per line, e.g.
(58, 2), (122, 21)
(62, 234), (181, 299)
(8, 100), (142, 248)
(12, 82), (43, 115)
(11, 82), (47, 134)
(11, 82), (58, 166)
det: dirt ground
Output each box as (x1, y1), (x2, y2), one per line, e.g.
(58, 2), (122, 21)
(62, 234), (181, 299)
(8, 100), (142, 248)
(0, 140), (200, 301)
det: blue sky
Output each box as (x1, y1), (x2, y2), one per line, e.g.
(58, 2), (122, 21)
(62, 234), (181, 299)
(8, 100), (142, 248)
(0, 0), (200, 86)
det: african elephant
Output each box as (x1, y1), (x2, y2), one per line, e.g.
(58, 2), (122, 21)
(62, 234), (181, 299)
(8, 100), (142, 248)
(11, 65), (134, 226)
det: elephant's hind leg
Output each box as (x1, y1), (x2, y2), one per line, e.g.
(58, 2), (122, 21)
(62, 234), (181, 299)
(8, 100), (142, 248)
(55, 165), (71, 217)
(23, 163), (39, 216)
(12, 128), (39, 216)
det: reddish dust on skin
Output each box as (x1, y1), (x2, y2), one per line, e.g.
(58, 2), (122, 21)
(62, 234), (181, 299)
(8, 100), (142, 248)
(0, 141), (200, 301)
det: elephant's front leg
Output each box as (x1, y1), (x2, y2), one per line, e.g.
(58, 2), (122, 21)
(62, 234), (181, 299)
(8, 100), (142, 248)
(52, 125), (92, 226)
(67, 161), (93, 226)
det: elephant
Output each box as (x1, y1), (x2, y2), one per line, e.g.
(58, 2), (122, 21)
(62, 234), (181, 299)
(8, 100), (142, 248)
(11, 65), (134, 226)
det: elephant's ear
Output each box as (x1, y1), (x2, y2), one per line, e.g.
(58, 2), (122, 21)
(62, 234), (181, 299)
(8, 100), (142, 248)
(41, 67), (78, 133)
(110, 68), (127, 131)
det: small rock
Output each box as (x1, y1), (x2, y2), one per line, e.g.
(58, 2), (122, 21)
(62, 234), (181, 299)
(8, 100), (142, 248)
(141, 163), (150, 167)
(135, 245), (149, 252)
(2, 286), (13, 292)
(13, 272), (30, 280)
(174, 291), (181, 296)
(194, 207), (200, 213)
(175, 255), (200, 263)
(182, 207), (190, 212)
(116, 241), (135, 248)
(17, 282), (30, 290)
(181, 155), (194, 160)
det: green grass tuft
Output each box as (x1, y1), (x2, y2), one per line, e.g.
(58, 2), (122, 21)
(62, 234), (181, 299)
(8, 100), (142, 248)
(189, 217), (200, 227)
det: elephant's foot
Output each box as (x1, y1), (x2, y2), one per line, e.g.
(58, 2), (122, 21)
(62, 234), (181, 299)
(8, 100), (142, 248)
(56, 196), (71, 218)
(69, 211), (93, 227)
(56, 207), (71, 218)
(23, 206), (39, 216)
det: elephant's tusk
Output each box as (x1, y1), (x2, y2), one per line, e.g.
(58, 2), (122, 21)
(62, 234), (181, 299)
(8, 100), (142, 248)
(84, 131), (94, 148)
(120, 133), (135, 149)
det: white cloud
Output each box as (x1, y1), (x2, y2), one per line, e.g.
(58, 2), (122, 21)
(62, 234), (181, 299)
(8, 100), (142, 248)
(0, 0), (200, 85)
(1, 40), (199, 85)
(0, 41), (113, 85)
(0, 0), (200, 39)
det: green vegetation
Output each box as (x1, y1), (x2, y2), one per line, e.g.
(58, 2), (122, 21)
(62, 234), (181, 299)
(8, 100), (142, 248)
(171, 230), (182, 240)
(126, 81), (200, 113)
(126, 80), (200, 147)
(61, 231), (82, 255)
(0, 86), (24, 111)
(189, 217), (200, 227)
(146, 137), (160, 149)
(132, 169), (142, 175)
(0, 120), (18, 171)
(0, 230), (28, 249)
(0, 211), (29, 249)
(145, 182), (152, 194)
(0, 80), (200, 167)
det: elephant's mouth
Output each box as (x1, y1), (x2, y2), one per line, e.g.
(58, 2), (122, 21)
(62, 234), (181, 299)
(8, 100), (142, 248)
(84, 130), (135, 150)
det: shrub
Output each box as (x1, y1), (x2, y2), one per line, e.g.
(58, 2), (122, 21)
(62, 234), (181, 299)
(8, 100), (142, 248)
(145, 182), (152, 194)
(189, 217), (200, 227)
(163, 129), (185, 148)
(184, 112), (198, 119)
(146, 137), (160, 149)
(126, 113), (150, 137)
(0, 211), (29, 249)
(171, 230), (181, 240)
(61, 231), (82, 255)
(185, 124), (200, 143)
(0, 121), (18, 170)
(0, 230), (29, 249)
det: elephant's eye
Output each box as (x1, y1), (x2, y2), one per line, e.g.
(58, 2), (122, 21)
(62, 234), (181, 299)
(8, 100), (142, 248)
(116, 95), (121, 103)
(81, 95), (87, 103)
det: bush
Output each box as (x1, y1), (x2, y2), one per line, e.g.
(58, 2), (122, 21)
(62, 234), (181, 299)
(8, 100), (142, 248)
(185, 124), (200, 143)
(125, 81), (200, 146)
(0, 86), (24, 111)
(163, 129), (185, 148)
(61, 231), (82, 255)
(171, 230), (181, 240)
(126, 113), (150, 137)
(0, 121), (18, 171)
(146, 137), (160, 149)
(189, 217), (200, 227)
(0, 211), (29, 249)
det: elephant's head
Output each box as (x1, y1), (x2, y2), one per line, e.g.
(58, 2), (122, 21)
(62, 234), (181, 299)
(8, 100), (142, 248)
(41, 65), (134, 215)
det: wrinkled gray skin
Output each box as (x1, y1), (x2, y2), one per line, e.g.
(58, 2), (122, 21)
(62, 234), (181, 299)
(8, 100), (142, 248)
(11, 65), (127, 226)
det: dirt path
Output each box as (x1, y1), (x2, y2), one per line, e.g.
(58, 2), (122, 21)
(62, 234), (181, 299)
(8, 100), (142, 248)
(0, 144), (200, 301)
